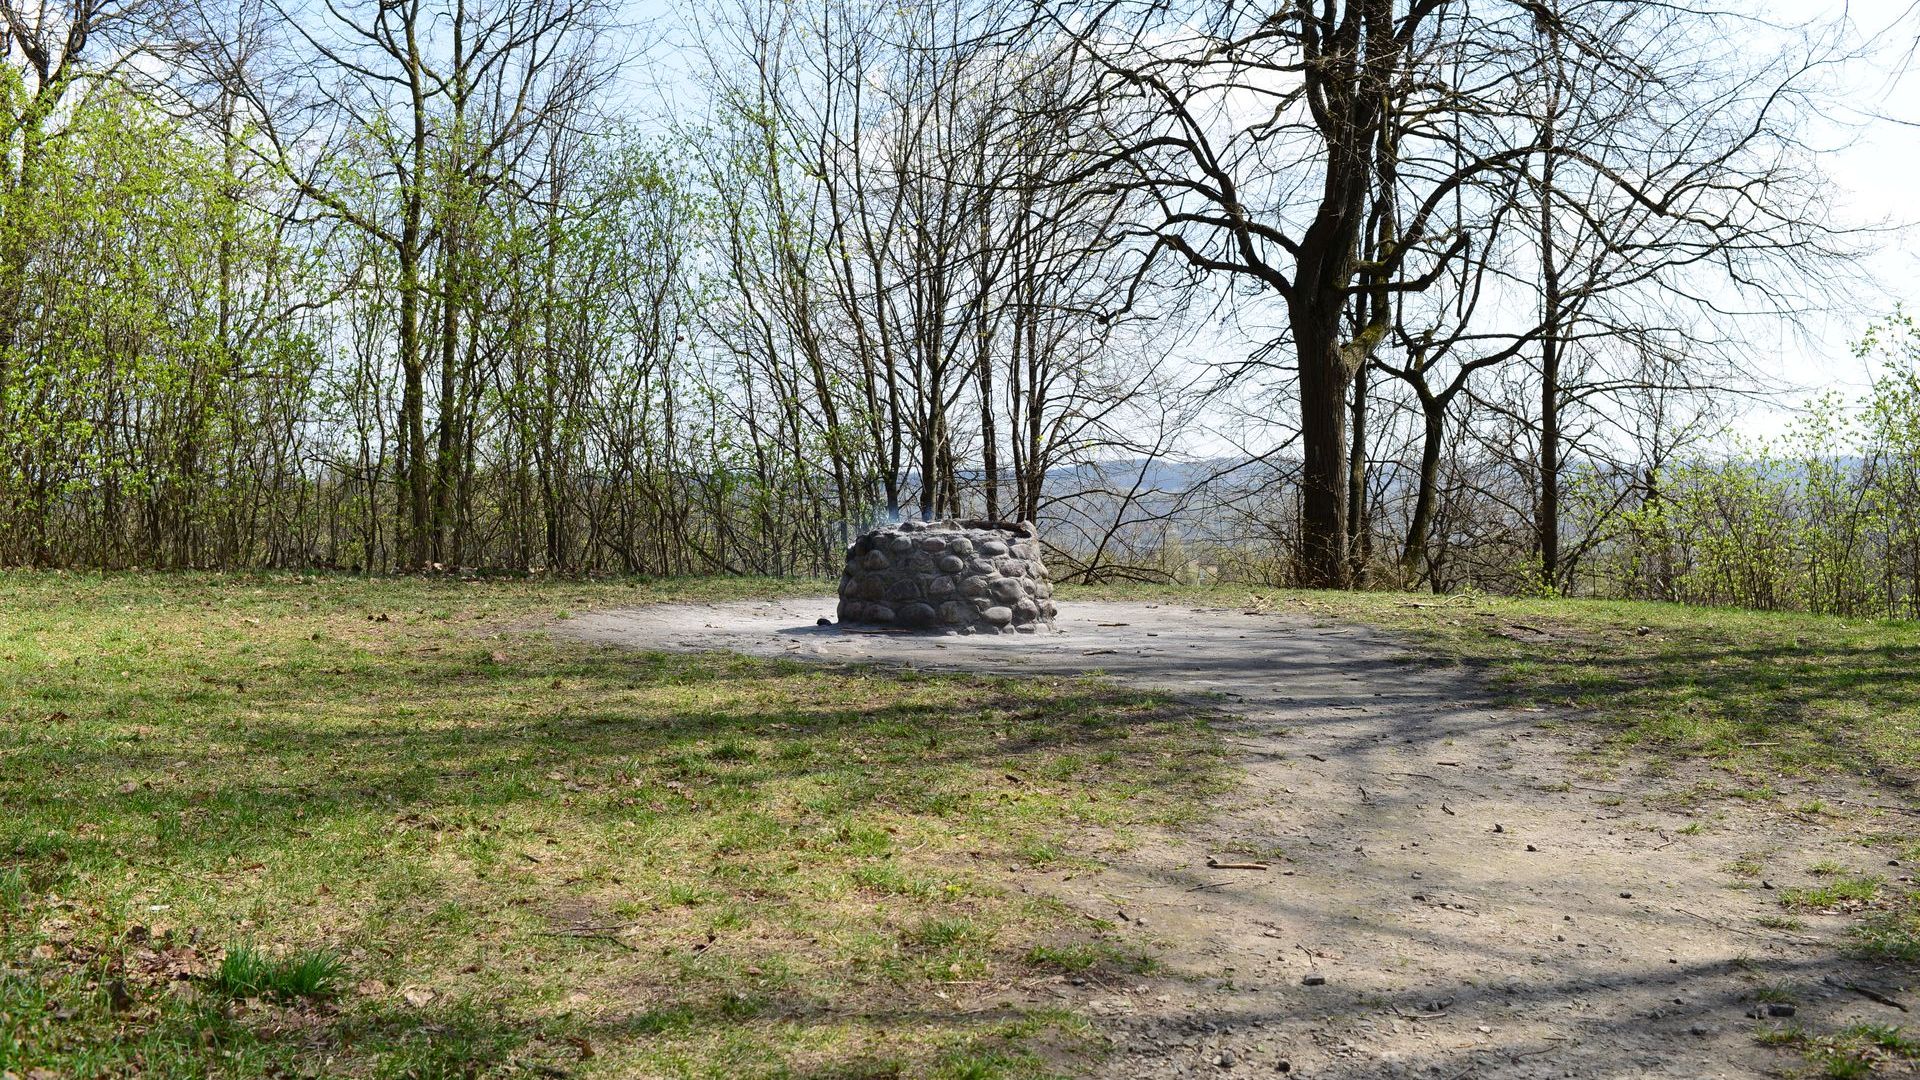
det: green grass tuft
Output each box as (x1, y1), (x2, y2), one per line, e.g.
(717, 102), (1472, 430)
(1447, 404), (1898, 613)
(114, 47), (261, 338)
(210, 945), (344, 1000)
(1780, 876), (1883, 912)
(1748, 1012), (1920, 1076)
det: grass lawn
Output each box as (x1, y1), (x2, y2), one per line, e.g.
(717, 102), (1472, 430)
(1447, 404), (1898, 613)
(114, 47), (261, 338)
(0, 572), (1224, 1079)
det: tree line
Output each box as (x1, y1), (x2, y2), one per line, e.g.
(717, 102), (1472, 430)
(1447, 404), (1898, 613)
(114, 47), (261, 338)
(2, 0), (1907, 612)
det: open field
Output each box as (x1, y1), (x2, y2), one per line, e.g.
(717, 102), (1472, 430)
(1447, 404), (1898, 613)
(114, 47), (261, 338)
(5, 573), (1919, 1078)
(0, 573), (1223, 1078)
(557, 589), (1920, 1079)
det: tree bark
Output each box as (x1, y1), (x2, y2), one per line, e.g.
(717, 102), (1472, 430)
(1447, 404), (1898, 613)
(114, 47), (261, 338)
(1346, 357), (1371, 583)
(1536, 33), (1563, 593)
(1402, 394), (1445, 586)
(1292, 303), (1352, 588)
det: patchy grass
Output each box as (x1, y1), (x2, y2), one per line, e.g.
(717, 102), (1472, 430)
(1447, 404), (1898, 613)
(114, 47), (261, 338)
(1757, 1021), (1920, 1079)
(0, 571), (1224, 1078)
(1062, 582), (1920, 791)
(1780, 876), (1885, 914)
(1852, 897), (1920, 963)
(1063, 581), (1920, 983)
(1019, 941), (1153, 978)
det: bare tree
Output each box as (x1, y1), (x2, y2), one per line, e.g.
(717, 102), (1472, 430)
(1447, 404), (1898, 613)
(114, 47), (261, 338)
(210, 0), (611, 568)
(1041, 1), (1479, 586)
(1036, 0), (1860, 589)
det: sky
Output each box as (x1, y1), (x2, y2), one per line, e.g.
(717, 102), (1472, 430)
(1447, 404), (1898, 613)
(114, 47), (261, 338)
(624, 0), (1920, 443)
(1744, 0), (1919, 432)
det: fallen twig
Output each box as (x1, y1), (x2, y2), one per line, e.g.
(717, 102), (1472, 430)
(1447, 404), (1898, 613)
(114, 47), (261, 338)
(540, 930), (640, 951)
(1824, 975), (1910, 1012)
(1671, 906), (1818, 946)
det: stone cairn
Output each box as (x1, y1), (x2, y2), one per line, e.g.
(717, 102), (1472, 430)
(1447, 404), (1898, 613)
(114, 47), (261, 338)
(836, 519), (1057, 633)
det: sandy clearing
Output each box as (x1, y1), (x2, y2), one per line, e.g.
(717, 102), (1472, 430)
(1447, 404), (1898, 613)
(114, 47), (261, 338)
(556, 597), (1918, 1078)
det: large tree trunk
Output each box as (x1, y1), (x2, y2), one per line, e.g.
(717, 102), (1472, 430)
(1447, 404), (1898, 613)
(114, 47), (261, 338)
(1292, 305), (1351, 588)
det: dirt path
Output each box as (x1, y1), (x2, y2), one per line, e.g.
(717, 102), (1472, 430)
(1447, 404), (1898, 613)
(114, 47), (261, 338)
(558, 598), (1916, 1078)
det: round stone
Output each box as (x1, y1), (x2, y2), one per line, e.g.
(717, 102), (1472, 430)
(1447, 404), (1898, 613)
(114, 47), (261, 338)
(967, 558), (998, 576)
(1013, 598), (1039, 622)
(938, 601), (971, 624)
(988, 577), (1027, 604)
(896, 602), (936, 628)
(839, 575), (859, 597)
(959, 576), (991, 599)
(936, 554), (965, 573)
(947, 537), (974, 556)
(978, 540), (1009, 557)
(867, 604), (895, 623)
(860, 549), (890, 571)
(858, 577), (887, 600)
(920, 537), (948, 553)
(888, 534), (915, 553)
(982, 605), (1013, 626)
(928, 575), (956, 598)
(884, 578), (922, 602)
(1038, 599), (1057, 618)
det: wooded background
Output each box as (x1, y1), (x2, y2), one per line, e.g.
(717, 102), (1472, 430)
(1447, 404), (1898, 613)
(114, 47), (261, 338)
(6, 0), (1919, 617)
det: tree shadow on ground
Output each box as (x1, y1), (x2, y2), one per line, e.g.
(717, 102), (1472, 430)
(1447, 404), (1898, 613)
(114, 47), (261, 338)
(0, 636), (1221, 1077)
